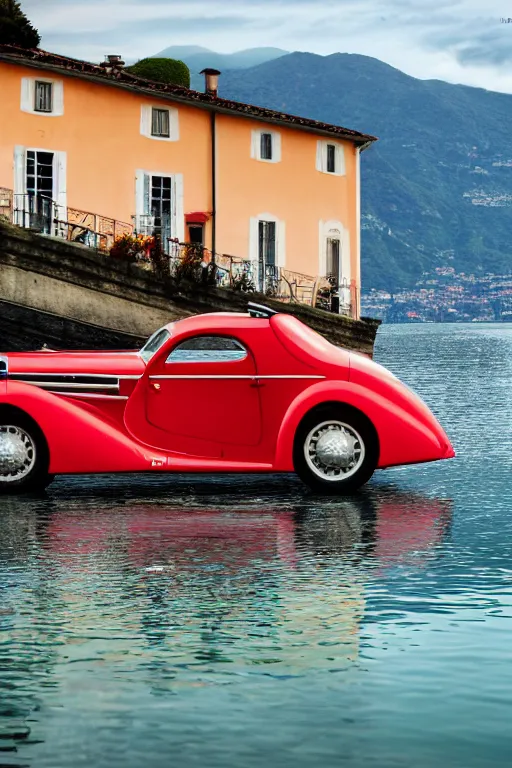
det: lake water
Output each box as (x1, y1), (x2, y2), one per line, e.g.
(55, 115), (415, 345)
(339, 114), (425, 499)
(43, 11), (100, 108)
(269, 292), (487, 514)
(1, 324), (511, 767)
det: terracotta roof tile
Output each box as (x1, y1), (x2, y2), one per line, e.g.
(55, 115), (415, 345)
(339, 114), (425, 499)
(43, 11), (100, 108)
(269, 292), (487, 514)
(0, 45), (378, 145)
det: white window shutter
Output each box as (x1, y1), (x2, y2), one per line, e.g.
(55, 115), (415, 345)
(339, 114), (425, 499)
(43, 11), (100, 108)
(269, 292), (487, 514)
(336, 144), (345, 175)
(251, 130), (260, 160)
(316, 141), (324, 172)
(169, 108), (179, 141)
(140, 106), (152, 138)
(143, 174), (151, 216)
(13, 146), (26, 196)
(173, 174), (185, 242)
(53, 81), (64, 116)
(277, 220), (286, 267)
(54, 151), (67, 224)
(20, 78), (34, 113)
(273, 132), (282, 163)
(134, 169), (150, 227)
(13, 146), (26, 225)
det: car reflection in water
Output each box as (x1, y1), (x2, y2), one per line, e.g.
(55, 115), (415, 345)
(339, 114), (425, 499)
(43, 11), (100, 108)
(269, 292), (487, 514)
(0, 481), (452, 685)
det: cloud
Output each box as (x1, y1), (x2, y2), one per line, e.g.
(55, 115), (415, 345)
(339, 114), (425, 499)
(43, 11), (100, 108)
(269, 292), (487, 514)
(18, 0), (512, 93)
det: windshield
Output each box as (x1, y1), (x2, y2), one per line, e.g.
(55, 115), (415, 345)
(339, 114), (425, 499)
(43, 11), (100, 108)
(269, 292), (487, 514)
(139, 327), (172, 363)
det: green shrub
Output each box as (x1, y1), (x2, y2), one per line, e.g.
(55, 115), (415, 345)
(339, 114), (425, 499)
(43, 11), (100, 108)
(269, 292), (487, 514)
(126, 58), (190, 88)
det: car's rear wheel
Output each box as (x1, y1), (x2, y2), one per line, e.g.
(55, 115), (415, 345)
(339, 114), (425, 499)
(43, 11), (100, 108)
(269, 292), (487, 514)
(0, 413), (53, 494)
(293, 405), (379, 494)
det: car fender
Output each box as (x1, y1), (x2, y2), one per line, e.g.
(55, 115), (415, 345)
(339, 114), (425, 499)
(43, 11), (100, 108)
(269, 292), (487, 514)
(0, 383), (167, 474)
(273, 380), (448, 471)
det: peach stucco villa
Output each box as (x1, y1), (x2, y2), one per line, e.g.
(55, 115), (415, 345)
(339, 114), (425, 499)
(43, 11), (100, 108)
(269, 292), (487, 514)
(0, 46), (377, 318)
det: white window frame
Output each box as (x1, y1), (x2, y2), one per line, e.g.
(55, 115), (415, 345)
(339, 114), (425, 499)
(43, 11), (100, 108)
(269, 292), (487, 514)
(251, 129), (282, 163)
(20, 77), (64, 117)
(140, 105), (179, 142)
(316, 140), (345, 176)
(134, 169), (184, 243)
(249, 212), (286, 279)
(13, 145), (67, 234)
(318, 220), (351, 284)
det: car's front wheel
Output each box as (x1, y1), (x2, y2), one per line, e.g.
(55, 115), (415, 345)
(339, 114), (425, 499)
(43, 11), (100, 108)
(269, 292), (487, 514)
(0, 413), (53, 495)
(293, 405), (379, 494)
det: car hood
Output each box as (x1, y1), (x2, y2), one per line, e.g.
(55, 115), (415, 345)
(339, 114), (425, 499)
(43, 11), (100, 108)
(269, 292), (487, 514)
(3, 350), (146, 377)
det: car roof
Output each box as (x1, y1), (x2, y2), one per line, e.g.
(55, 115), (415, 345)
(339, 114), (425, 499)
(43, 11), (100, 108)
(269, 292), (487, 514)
(165, 312), (269, 334)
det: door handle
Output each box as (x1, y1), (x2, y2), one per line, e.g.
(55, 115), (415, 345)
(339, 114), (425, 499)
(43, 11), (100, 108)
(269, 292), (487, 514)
(250, 378), (265, 388)
(152, 382), (161, 391)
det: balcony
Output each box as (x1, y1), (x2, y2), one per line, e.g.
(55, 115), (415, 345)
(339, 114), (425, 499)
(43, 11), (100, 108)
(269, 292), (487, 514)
(0, 188), (358, 318)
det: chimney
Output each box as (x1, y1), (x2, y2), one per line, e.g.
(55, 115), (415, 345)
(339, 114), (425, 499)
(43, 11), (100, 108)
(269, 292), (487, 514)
(100, 54), (125, 74)
(200, 68), (221, 97)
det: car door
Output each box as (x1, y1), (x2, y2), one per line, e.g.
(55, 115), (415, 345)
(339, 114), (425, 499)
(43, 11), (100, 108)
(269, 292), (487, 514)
(144, 334), (262, 454)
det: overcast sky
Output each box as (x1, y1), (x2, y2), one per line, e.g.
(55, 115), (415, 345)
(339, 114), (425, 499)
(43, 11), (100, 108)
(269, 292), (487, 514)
(21, 0), (512, 94)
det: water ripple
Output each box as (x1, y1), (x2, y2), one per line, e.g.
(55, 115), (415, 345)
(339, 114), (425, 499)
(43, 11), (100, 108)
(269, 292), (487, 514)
(0, 324), (511, 767)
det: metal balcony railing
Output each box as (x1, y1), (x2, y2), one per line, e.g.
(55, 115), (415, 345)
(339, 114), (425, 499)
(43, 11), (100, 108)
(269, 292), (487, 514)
(133, 214), (172, 252)
(1, 188), (134, 250)
(0, 187), (358, 318)
(12, 193), (57, 236)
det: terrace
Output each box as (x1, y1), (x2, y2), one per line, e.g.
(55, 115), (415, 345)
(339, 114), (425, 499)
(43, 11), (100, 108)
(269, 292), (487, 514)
(0, 188), (358, 318)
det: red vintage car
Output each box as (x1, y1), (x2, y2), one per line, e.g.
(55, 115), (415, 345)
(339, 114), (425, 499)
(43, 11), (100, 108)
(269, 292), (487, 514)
(0, 303), (454, 495)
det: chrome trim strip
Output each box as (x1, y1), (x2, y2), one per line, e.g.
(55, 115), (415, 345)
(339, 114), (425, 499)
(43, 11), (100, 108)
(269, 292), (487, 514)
(10, 373), (141, 380)
(12, 381), (120, 390)
(149, 375), (326, 380)
(58, 393), (129, 400)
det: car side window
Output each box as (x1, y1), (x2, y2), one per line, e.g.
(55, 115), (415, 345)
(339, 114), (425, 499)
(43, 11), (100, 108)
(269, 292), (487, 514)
(166, 336), (248, 364)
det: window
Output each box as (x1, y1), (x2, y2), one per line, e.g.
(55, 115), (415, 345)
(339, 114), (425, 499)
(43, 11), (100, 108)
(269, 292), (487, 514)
(135, 170), (185, 244)
(166, 336), (247, 364)
(151, 108), (170, 138)
(249, 214), (285, 291)
(26, 150), (54, 199)
(251, 130), (281, 163)
(14, 146), (67, 235)
(150, 175), (172, 241)
(188, 224), (204, 245)
(140, 105), (179, 141)
(326, 237), (340, 283)
(259, 221), (276, 267)
(258, 220), (277, 293)
(21, 78), (64, 116)
(140, 327), (172, 363)
(326, 144), (336, 173)
(316, 141), (345, 175)
(260, 133), (273, 160)
(34, 81), (52, 113)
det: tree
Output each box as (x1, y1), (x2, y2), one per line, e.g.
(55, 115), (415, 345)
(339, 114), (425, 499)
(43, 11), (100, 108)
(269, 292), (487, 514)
(126, 58), (190, 88)
(0, 0), (41, 48)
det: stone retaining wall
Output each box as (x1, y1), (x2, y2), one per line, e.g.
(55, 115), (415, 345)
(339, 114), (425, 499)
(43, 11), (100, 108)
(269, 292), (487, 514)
(0, 221), (380, 355)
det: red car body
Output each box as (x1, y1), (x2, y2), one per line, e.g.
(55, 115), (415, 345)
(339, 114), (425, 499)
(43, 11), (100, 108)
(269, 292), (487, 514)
(0, 308), (454, 490)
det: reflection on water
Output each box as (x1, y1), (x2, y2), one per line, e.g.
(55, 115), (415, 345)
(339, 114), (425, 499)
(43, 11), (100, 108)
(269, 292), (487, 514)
(1, 324), (511, 768)
(0, 480), (451, 766)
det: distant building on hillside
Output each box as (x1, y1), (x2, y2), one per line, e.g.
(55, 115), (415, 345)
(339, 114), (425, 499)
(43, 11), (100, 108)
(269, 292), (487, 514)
(0, 45), (376, 319)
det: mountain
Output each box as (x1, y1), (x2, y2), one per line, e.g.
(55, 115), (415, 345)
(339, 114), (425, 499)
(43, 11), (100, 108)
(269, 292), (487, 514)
(152, 46), (288, 71)
(151, 46), (288, 89)
(216, 52), (512, 291)
(152, 46), (212, 59)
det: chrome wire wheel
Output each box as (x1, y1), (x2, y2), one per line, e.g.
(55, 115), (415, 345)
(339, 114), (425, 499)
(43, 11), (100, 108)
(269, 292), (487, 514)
(0, 425), (37, 484)
(304, 420), (365, 482)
